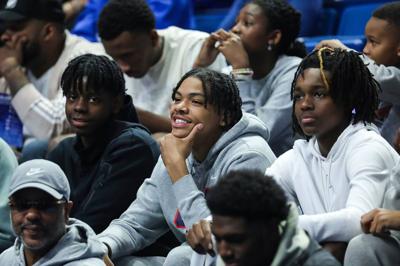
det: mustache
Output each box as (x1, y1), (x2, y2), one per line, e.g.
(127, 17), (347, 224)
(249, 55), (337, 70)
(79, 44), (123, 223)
(20, 222), (44, 231)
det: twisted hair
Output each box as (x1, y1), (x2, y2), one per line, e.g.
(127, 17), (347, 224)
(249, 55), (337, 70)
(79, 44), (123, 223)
(291, 48), (380, 138)
(61, 54), (126, 97)
(251, 0), (306, 57)
(207, 170), (289, 222)
(373, 2), (400, 28)
(98, 0), (155, 40)
(172, 68), (242, 130)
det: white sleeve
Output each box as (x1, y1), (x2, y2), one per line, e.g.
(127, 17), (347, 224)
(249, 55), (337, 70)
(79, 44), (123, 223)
(11, 84), (68, 139)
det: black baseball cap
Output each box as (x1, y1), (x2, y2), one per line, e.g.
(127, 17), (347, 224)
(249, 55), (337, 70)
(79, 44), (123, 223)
(0, 0), (65, 23)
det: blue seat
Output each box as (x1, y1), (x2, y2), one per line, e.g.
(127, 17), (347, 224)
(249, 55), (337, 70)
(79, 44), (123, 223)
(299, 35), (365, 53)
(336, 2), (382, 35)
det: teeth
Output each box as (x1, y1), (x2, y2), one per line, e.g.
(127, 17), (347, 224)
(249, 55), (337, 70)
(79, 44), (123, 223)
(175, 119), (188, 124)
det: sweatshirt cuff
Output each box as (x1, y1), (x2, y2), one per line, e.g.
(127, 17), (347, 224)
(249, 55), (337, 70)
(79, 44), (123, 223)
(11, 83), (42, 121)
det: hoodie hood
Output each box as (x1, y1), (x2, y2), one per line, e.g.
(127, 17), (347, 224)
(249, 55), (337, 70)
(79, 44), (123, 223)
(188, 112), (270, 170)
(295, 121), (379, 162)
(10, 218), (105, 266)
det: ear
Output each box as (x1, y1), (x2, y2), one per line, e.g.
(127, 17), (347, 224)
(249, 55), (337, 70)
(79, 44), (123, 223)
(41, 22), (56, 42)
(112, 95), (124, 115)
(64, 201), (73, 222)
(266, 29), (282, 47)
(150, 29), (159, 47)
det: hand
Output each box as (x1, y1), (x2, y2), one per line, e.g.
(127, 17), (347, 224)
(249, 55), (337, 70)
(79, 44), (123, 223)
(321, 242), (347, 263)
(314, 39), (349, 51)
(213, 29), (249, 69)
(187, 220), (215, 256)
(361, 208), (400, 234)
(193, 34), (221, 68)
(0, 34), (25, 73)
(160, 123), (203, 182)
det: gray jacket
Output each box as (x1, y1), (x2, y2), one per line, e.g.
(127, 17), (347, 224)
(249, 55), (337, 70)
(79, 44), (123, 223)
(0, 218), (105, 265)
(98, 112), (276, 259)
(235, 55), (301, 156)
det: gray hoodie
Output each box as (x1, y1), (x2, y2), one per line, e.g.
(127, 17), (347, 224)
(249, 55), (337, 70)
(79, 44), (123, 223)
(216, 204), (340, 266)
(98, 112), (276, 259)
(0, 218), (105, 266)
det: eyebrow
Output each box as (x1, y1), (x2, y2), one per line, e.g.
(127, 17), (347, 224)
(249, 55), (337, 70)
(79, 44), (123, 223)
(175, 91), (205, 98)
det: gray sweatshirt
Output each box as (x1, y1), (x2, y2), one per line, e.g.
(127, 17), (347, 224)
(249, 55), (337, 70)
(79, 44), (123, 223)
(235, 55), (301, 156)
(98, 112), (276, 259)
(0, 218), (105, 265)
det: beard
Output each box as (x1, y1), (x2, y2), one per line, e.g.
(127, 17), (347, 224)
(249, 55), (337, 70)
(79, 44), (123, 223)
(21, 40), (41, 67)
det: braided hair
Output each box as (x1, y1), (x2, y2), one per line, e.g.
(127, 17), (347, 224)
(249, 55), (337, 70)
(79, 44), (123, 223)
(291, 48), (380, 138)
(251, 0), (306, 57)
(172, 68), (243, 130)
(61, 54), (126, 97)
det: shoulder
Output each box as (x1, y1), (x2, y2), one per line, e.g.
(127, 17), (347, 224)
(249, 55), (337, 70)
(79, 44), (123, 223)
(0, 246), (17, 263)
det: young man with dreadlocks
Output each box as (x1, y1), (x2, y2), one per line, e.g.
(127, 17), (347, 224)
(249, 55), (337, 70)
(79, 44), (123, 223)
(97, 68), (276, 266)
(265, 48), (399, 262)
(47, 54), (160, 234)
(316, 2), (400, 148)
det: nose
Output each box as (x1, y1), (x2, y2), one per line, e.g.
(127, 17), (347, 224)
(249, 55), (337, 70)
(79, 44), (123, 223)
(300, 95), (314, 111)
(363, 43), (370, 56)
(24, 207), (41, 221)
(218, 240), (233, 259)
(74, 97), (88, 113)
(231, 22), (240, 35)
(117, 60), (131, 74)
(174, 99), (189, 113)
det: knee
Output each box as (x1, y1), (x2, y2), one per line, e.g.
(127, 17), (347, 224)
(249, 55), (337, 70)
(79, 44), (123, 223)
(164, 245), (193, 266)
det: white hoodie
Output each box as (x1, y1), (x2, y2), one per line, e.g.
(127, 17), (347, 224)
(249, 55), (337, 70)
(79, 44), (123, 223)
(266, 122), (399, 242)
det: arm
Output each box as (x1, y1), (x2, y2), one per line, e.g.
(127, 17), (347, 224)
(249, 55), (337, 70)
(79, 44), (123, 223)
(97, 160), (170, 259)
(175, 148), (276, 229)
(299, 141), (397, 242)
(71, 131), (160, 233)
(235, 67), (295, 148)
(0, 139), (18, 251)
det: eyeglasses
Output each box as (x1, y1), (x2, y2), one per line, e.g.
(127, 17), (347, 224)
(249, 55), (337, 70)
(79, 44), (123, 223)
(8, 200), (66, 213)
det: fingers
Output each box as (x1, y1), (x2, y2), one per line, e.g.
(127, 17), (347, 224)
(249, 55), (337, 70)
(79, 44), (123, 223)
(184, 123), (203, 143)
(186, 220), (214, 256)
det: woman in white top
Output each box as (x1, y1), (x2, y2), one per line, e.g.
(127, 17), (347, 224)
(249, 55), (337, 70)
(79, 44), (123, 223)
(266, 47), (399, 262)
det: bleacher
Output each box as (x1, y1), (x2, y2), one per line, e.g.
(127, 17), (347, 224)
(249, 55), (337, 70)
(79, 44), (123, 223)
(193, 0), (395, 52)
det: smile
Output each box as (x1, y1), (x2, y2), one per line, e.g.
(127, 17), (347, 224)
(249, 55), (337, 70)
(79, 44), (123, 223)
(171, 116), (192, 128)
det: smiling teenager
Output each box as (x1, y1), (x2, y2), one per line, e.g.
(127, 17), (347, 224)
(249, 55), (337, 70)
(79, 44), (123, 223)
(265, 47), (400, 262)
(97, 68), (276, 266)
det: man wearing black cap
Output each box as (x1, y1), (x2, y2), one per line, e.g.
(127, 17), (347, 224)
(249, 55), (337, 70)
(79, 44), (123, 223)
(0, 159), (106, 265)
(0, 0), (105, 141)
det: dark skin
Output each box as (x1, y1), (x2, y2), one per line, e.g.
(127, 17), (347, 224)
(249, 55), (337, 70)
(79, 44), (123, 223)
(194, 3), (282, 80)
(0, 20), (65, 94)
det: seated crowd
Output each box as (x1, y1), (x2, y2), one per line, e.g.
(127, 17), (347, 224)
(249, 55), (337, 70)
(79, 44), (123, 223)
(0, 0), (400, 266)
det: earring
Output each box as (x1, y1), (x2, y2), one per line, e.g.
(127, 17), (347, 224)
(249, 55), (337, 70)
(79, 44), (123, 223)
(267, 43), (273, 51)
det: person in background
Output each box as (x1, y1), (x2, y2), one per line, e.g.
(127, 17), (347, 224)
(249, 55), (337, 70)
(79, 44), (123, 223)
(0, 138), (18, 253)
(316, 2), (400, 148)
(98, 0), (227, 134)
(0, 159), (106, 265)
(194, 0), (306, 156)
